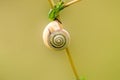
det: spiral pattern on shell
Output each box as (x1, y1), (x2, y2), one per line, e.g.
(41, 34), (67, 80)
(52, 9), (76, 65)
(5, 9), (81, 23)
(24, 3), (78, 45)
(48, 30), (69, 50)
(43, 20), (70, 50)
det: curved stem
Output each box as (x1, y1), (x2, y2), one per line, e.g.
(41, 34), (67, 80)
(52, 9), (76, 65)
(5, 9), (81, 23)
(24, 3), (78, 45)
(64, 0), (81, 8)
(65, 48), (80, 80)
(47, 0), (80, 80)
(48, 0), (55, 8)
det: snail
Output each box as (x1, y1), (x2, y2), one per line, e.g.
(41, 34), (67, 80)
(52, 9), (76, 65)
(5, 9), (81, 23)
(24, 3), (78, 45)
(43, 20), (70, 50)
(43, 0), (80, 50)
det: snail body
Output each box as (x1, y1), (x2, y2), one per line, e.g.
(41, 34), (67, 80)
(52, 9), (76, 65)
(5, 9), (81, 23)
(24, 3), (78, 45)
(43, 20), (70, 50)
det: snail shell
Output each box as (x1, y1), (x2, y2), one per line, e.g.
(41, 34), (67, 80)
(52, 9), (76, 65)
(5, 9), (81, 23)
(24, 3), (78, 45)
(43, 20), (70, 50)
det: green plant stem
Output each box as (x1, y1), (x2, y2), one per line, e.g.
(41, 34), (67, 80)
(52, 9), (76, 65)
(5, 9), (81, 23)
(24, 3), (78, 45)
(64, 0), (81, 8)
(48, 0), (54, 8)
(47, 0), (80, 80)
(65, 48), (80, 80)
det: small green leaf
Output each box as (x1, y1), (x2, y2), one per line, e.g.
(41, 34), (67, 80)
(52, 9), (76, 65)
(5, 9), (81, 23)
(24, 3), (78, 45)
(48, 0), (64, 20)
(74, 76), (86, 80)
(80, 76), (86, 80)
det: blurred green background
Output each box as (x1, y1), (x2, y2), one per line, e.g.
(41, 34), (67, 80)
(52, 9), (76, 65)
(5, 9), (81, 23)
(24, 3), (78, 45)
(0, 0), (120, 80)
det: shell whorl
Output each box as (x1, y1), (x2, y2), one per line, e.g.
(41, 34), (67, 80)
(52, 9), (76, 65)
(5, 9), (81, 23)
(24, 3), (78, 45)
(48, 30), (70, 50)
(43, 20), (70, 50)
